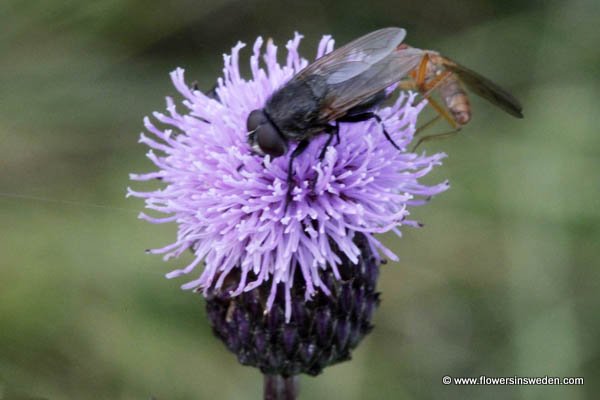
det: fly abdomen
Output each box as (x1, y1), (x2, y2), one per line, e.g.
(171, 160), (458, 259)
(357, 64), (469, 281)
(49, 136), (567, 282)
(439, 77), (471, 126)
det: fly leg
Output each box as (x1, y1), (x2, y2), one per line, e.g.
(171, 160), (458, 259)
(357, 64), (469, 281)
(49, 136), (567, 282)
(285, 139), (310, 210)
(412, 128), (461, 151)
(407, 93), (461, 151)
(414, 115), (441, 136)
(307, 123), (340, 193)
(318, 122), (340, 161)
(398, 57), (462, 150)
(410, 83), (462, 151)
(338, 112), (400, 150)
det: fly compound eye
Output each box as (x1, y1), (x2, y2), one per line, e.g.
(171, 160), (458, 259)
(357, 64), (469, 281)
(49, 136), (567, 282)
(256, 123), (287, 158)
(247, 109), (266, 132)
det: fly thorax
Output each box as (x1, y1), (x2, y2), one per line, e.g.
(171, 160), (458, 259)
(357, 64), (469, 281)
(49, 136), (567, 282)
(265, 76), (328, 139)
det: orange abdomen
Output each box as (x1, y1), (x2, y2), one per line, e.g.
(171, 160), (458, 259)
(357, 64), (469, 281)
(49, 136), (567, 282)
(439, 77), (471, 126)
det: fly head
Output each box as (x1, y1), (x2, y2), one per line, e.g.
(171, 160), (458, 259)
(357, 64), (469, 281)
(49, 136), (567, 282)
(246, 109), (288, 158)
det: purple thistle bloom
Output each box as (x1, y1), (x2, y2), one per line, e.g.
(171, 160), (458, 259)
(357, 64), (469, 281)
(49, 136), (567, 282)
(128, 33), (448, 323)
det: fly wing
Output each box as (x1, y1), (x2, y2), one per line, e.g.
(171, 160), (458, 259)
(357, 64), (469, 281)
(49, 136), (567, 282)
(292, 27), (407, 85)
(441, 57), (523, 118)
(319, 47), (425, 121)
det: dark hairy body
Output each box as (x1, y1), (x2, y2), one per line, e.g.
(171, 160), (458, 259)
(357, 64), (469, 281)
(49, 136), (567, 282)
(246, 28), (422, 164)
(264, 75), (329, 141)
(264, 75), (388, 142)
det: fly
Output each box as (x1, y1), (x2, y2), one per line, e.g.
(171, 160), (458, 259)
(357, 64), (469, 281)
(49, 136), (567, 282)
(246, 27), (424, 201)
(396, 44), (523, 147)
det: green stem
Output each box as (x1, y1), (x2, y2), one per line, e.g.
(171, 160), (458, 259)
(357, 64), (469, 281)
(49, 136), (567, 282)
(264, 375), (298, 400)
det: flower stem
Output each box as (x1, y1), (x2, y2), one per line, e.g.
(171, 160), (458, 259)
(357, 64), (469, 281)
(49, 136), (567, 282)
(264, 375), (298, 400)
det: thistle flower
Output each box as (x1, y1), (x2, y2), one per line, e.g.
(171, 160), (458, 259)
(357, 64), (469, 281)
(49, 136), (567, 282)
(128, 33), (448, 386)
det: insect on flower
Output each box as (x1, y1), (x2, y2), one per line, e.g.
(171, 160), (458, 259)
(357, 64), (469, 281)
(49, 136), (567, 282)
(396, 44), (523, 147)
(246, 28), (424, 190)
(246, 27), (522, 199)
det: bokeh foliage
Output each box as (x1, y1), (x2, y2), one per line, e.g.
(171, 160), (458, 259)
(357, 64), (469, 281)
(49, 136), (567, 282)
(1, 0), (598, 399)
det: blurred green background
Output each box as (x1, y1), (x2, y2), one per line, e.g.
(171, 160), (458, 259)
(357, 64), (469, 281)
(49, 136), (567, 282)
(1, 0), (598, 399)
